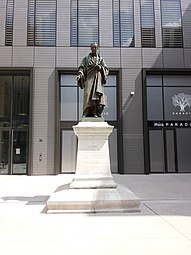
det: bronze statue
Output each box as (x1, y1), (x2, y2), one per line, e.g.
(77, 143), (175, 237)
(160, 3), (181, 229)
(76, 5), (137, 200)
(77, 43), (109, 118)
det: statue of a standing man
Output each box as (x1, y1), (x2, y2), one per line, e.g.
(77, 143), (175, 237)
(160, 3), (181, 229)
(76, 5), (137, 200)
(76, 43), (109, 118)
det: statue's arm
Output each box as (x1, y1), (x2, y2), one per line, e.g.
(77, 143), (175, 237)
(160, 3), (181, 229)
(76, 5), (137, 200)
(100, 58), (109, 84)
(76, 58), (86, 89)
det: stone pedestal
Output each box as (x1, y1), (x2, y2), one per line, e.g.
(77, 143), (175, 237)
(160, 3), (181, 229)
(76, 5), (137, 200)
(46, 119), (140, 213)
(70, 119), (117, 189)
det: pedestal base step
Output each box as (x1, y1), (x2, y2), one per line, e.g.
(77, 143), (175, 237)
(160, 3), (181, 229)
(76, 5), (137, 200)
(46, 184), (140, 214)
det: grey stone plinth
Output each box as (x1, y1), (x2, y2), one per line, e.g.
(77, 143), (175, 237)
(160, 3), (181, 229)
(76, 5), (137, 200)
(47, 185), (140, 213)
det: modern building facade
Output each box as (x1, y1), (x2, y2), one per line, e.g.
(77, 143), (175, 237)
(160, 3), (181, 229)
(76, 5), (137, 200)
(0, 0), (191, 175)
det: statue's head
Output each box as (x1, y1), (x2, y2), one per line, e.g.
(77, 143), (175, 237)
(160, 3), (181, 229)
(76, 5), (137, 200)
(90, 42), (99, 55)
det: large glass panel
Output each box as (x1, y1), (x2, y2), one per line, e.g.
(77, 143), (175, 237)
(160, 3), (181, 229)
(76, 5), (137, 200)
(12, 131), (27, 174)
(61, 87), (77, 121)
(113, 0), (134, 47)
(166, 130), (175, 172)
(147, 87), (163, 120)
(71, 0), (99, 47)
(60, 75), (76, 87)
(0, 76), (12, 127)
(149, 130), (165, 172)
(104, 87), (116, 120)
(0, 130), (9, 175)
(163, 75), (191, 87)
(61, 130), (77, 173)
(164, 87), (191, 121)
(177, 129), (191, 172)
(146, 75), (162, 86)
(140, 0), (155, 47)
(28, 0), (56, 46)
(13, 75), (30, 127)
(161, 0), (183, 48)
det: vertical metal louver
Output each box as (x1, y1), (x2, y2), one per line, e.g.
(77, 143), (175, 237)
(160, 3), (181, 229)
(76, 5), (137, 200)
(113, 0), (134, 47)
(71, 0), (99, 47)
(140, 0), (155, 47)
(27, 0), (56, 46)
(161, 0), (183, 48)
(5, 0), (14, 46)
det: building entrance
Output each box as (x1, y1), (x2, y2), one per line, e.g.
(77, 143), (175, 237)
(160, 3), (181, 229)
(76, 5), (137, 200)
(0, 129), (28, 175)
(0, 72), (30, 175)
(145, 72), (191, 174)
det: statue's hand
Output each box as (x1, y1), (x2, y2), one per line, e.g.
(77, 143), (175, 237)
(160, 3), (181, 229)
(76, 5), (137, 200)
(96, 65), (101, 71)
(76, 75), (81, 81)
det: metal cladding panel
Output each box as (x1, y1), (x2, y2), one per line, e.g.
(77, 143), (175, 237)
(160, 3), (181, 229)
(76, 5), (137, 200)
(182, 10), (191, 48)
(14, 0), (28, 8)
(154, 2), (162, 48)
(57, 0), (70, 46)
(0, 47), (12, 66)
(13, 6), (27, 46)
(122, 68), (143, 133)
(134, 0), (141, 47)
(77, 47), (90, 66)
(122, 68), (144, 173)
(163, 49), (184, 68)
(99, 0), (113, 47)
(14, 8), (27, 29)
(121, 48), (142, 68)
(12, 47), (33, 66)
(184, 49), (191, 68)
(142, 48), (163, 68)
(100, 47), (120, 68)
(32, 68), (55, 175)
(34, 47), (56, 67)
(181, 0), (191, 11)
(123, 135), (144, 174)
(56, 47), (77, 67)
(0, 1), (6, 8)
(121, 68), (141, 107)
(0, 8), (6, 46)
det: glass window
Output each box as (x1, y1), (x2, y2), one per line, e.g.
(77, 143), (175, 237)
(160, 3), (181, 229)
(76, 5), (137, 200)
(61, 130), (77, 173)
(164, 87), (191, 121)
(71, 0), (99, 47)
(0, 130), (9, 175)
(12, 75), (30, 127)
(0, 74), (30, 128)
(163, 75), (191, 87)
(147, 87), (163, 120)
(5, 0), (14, 46)
(149, 130), (165, 172)
(161, 0), (183, 48)
(27, 0), (56, 46)
(177, 129), (191, 172)
(140, 0), (155, 47)
(146, 75), (162, 86)
(60, 74), (117, 121)
(61, 87), (77, 121)
(0, 76), (12, 127)
(113, 0), (134, 47)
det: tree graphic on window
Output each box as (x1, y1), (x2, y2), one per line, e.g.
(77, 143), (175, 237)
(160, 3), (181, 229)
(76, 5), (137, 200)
(172, 93), (191, 112)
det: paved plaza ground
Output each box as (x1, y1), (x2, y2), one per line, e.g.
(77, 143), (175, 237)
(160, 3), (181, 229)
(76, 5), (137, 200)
(0, 173), (191, 254)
